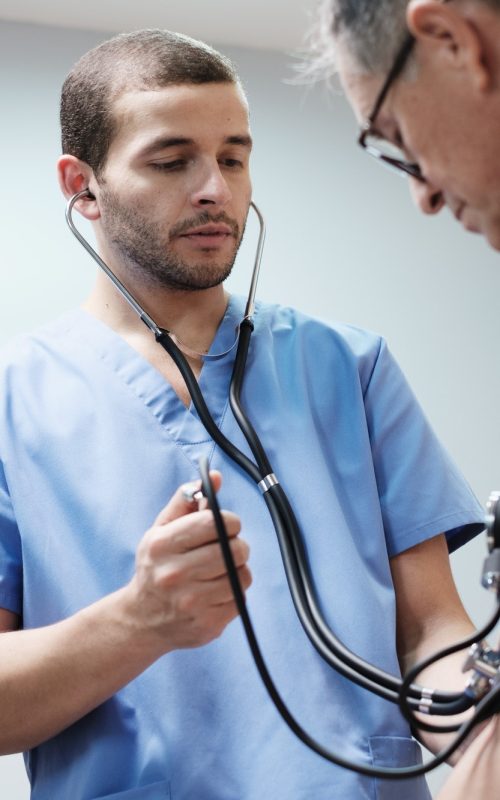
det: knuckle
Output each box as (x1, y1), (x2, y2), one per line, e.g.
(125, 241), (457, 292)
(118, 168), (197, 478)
(230, 537), (250, 565)
(198, 508), (216, 527)
(239, 539), (250, 560)
(146, 527), (174, 560)
(176, 590), (198, 615)
(221, 511), (241, 535)
(149, 520), (194, 557)
(157, 563), (183, 590)
(167, 525), (190, 553)
(186, 510), (216, 542)
(238, 565), (252, 590)
(137, 526), (156, 556)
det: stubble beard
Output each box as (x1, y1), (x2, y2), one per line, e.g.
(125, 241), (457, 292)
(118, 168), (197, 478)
(98, 187), (245, 292)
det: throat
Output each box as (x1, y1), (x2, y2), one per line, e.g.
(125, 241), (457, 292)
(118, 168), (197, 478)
(83, 279), (228, 405)
(128, 331), (203, 407)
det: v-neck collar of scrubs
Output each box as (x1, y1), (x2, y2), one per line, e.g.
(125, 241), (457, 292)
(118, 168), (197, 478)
(62, 294), (246, 447)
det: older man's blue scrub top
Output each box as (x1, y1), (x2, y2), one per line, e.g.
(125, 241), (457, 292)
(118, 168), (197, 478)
(0, 295), (484, 800)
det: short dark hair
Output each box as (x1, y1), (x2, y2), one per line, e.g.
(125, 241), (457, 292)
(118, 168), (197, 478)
(60, 29), (240, 176)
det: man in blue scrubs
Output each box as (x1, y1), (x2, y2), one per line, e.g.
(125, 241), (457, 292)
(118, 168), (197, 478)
(310, 2), (500, 796)
(0, 29), (486, 799)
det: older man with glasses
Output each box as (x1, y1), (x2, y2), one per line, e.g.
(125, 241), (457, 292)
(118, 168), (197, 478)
(316, 0), (500, 248)
(311, 0), (500, 796)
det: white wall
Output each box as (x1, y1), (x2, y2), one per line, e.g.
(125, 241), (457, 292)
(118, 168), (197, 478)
(1, 20), (499, 798)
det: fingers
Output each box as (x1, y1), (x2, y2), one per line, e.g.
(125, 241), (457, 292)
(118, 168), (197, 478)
(175, 565), (253, 614)
(148, 509), (241, 559)
(154, 532), (250, 586)
(131, 472), (252, 652)
(193, 538), (251, 581)
(154, 471), (222, 526)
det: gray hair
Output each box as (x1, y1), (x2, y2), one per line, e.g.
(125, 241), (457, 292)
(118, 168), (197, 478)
(309, 0), (500, 77)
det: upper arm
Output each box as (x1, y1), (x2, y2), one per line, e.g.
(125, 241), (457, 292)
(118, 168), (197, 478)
(0, 608), (20, 632)
(390, 533), (474, 673)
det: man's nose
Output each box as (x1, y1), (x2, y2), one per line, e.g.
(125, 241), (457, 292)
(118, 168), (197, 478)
(409, 176), (445, 215)
(191, 164), (232, 208)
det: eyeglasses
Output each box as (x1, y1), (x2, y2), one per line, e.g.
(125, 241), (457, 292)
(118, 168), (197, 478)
(357, 32), (424, 181)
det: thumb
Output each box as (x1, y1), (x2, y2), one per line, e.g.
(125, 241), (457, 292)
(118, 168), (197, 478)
(154, 471), (222, 525)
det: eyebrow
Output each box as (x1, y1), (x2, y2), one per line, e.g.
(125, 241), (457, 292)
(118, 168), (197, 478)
(139, 134), (253, 158)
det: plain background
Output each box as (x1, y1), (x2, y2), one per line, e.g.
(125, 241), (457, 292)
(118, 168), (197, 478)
(1, 18), (499, 797)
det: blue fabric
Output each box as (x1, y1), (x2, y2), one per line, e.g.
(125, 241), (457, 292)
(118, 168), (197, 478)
(0, 295), (484, 800)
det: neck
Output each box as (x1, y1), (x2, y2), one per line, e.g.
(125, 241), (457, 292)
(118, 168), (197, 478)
(83, 269), (229, 355)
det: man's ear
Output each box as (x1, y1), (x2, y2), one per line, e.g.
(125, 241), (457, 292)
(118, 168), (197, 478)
(407, 0), (491, 92)
(57, 155), (101, 221)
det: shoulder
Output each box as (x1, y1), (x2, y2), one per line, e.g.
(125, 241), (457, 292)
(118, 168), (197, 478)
(254, 299), (383, 356)
(252, 299), (386, 387)
(0, 310), (85, 395)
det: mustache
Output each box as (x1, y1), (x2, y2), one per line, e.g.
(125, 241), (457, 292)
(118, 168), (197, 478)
(169, 211), (240, 240)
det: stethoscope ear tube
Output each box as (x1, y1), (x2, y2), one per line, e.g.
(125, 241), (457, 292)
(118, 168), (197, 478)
(65, 190), (161, 335)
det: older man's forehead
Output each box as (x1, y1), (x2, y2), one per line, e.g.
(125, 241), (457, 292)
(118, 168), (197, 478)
(333, 39), (379, 110)
(338, 65), (385, 123)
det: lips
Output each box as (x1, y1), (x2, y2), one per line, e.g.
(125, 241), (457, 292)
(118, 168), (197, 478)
(451, 202), (480, 234)
(179, 223), (233, 238)
(177, 222), (235, 249)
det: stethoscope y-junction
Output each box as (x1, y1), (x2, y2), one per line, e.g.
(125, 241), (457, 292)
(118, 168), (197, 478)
(66, 189), (500, 779)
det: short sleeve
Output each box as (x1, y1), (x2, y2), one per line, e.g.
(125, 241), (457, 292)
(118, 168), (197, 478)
(364, 339), (484, 556)
(0, 459), (23, 614)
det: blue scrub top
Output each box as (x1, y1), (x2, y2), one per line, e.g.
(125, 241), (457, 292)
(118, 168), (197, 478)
(0, 295), (484, 800)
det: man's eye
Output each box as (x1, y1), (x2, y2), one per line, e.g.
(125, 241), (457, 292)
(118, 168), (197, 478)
(393, 130), (414, 158)
(221, 158), (243, 168)
(151, 160), (186, 171)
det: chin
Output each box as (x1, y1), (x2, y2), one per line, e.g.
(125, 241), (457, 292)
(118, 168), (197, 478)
(486, 235), (500, 252)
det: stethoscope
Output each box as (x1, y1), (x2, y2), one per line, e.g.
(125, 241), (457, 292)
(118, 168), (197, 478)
(66, 189), (500, 779)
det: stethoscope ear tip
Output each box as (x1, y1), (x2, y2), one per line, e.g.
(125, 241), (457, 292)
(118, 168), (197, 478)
(70, 188), (95, 204)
